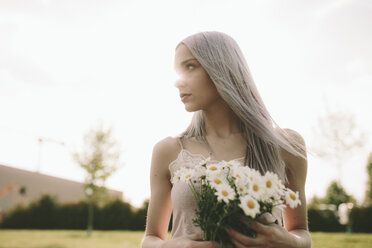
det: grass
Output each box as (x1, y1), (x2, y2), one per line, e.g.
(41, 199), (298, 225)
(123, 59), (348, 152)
(0, 230), (371, 248)
(0, 230), (143, 248)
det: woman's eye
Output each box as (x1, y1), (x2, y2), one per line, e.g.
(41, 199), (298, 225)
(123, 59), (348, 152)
(186, 64), (195, 70)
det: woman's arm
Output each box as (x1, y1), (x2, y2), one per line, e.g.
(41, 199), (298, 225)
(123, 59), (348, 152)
(281, 129), (312, 248)
(141, 137), (174, 248)
(141, 137), (218, 248)
(227, 129), (311, 248)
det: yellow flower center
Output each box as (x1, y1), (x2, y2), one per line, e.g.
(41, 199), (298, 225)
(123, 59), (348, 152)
(253, 184), (259, 192)
(290, 193), (297, 201)
(214, 178), (222, 184)
(266, 180), (272, 188)
(239, 187), (244, 192)
(185, 174), (191, 179)
(209, 166), (217, 171)
(227, 163), (233, 167)
(222, 190), (229, 197)
(247, 200), (255, 209)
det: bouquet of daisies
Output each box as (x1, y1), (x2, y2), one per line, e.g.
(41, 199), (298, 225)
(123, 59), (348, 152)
(171, 158), (301, 247)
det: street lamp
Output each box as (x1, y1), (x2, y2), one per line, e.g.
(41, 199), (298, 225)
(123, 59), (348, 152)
(85, 186), (94, 237)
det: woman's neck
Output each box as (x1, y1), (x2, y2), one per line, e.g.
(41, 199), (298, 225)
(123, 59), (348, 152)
(203, 101), (241, 139)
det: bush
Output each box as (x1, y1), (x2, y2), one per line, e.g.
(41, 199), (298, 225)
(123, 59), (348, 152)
(0, 195), (148, 230)
(350, 206), (372, 233)
(307, 208), (345, 232)
(1, 195), (59, 229)
(96, 199), (134, 230)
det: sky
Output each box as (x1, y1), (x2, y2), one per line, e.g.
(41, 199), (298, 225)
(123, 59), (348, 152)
(0, 0), (371, 207)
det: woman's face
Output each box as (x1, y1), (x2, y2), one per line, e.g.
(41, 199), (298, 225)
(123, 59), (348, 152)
(174, 43), (222, 112)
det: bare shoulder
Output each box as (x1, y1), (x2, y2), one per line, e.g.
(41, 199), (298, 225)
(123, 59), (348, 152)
(281, 128), (307, 157)
(151, 136), (182, 174)
(283, 128), (305, 147)
(280, 129), (308, 183)
(153, 136), (181, 157)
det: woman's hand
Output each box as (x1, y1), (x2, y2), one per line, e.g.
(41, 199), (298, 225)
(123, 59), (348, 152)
(226, 213), (298, 248)
(161, 234), (219, 248)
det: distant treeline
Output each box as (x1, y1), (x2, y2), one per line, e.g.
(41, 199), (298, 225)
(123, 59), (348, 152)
(308, 207), (372, 233)
(0, 195), (149, 230)
(1, 194), (372, 233)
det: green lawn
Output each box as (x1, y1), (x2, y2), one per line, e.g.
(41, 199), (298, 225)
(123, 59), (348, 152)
(0, 230), (371, 248)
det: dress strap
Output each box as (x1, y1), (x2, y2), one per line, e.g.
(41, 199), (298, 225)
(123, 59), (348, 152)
(177, 138), (184, 150)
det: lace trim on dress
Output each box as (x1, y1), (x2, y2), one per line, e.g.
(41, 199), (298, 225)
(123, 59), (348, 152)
(168, 148), (245, 179)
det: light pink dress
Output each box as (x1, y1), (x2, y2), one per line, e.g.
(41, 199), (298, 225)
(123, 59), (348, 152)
(169, 138), (245, 239)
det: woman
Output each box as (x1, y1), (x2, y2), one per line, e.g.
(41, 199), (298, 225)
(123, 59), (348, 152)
(141, 31), (311, 248)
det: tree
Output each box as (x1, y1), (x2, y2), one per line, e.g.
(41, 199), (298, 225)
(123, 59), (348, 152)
(323, 181), (355, 208)
(364, 152), (372, 206)
(312, 110), (366, 182)
(73, 124), (124, 235)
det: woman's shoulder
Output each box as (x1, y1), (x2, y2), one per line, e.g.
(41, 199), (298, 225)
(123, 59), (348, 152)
(153, 136), (181, 151)
(152, 136), (182, 168)
(279, 128), (307, 178)
(282, 128), (306, 149)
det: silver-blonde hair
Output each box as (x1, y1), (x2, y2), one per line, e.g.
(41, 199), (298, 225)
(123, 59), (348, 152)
(177, 31), (306, 182)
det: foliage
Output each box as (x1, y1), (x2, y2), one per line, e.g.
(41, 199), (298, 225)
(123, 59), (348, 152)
(73, 124), (124, 204)
(364, 153), (372, 206)
(131, 199), (149, 231)
(309, 181), (354, 210)
(0, 195), (148, 230)
(323, 181), (355, 208)
(307, 208), (345, 232)
(312, 110), (366, 182)
(313, 111), (366, 159)
(349, 206), (372, 233)
(96, 199), (134, 230)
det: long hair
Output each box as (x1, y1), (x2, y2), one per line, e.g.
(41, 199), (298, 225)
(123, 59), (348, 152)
(177, 31), (306, 182)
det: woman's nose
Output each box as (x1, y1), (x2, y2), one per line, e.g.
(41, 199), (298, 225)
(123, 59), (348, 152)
(173, 78), (184, 89)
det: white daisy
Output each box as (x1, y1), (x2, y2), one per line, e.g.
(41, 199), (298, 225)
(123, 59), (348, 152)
(285, 189), (301, 208)
(179, 167), (196, 182)
(207, 173), (228, 189)
(247, 176), (265, 200)
(223, 160), (240, 170)
(198, 157), (211, 168)
(206, 163), (223, 174)
(234, 177), (250, 196)
(239, 195), (260, 218)
(215, 184), (235, 203)
(194, 164), (207, 179)
(171, 169), (182, 184)
(244, 168), (262, 183)
(262, 171), (281, 198)
(230, 165), (245, 180)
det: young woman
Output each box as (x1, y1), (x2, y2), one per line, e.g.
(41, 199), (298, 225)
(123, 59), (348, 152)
(141, 31), (311, 248)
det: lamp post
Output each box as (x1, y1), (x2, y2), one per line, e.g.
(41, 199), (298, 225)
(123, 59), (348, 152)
(85, 187), (94, 237)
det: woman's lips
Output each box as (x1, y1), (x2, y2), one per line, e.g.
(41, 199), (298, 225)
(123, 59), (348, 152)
(180, 94), (191, 101)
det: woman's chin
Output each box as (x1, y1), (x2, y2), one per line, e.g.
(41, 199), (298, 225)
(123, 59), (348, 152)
(184, 104), (200, 112)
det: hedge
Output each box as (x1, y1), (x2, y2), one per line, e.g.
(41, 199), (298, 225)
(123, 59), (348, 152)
(0, 195), (147, 230)
(2, 195), (372, 232)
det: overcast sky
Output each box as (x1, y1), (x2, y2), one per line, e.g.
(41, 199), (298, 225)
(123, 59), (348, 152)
(1, 0), (371, 207)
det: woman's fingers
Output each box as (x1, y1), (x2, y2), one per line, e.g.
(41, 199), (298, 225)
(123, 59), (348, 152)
(226, 228), (260, 247)
(257, 212), (277, 225)
(249, 220), (270, 234)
